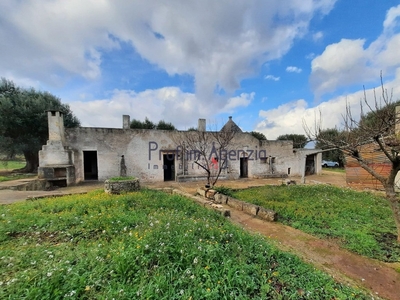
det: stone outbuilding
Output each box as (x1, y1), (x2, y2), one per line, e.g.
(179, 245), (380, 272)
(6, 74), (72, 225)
(38, 111), (322, 186)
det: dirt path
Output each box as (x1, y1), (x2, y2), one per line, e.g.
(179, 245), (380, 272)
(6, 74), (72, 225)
(146, 171), (400, 300)
(228, 208), (400, 300)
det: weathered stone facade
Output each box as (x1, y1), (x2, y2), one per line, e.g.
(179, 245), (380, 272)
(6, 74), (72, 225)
(38, 112), (322, 185)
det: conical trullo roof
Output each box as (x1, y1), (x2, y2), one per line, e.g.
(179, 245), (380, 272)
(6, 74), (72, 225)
(220, 116), (242, 133)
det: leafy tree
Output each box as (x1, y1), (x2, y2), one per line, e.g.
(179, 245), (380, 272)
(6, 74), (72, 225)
(304, 78), (400, 243)
(315, 128), (345, 166)
(0, 78), (80, 172)
(129, 119), (145, 129)
(276, 134), (308, 148)
(143, 117), (156, 129)
(250, 131), (267, 141)
(156, 120), (176, 130)
(130, 118), (173, 130)
(187, 127), (197, 131)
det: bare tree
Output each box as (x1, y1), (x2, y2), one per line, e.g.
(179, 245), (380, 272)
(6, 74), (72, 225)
(174, 127), (236, 188)
(304, 77), (400, 242)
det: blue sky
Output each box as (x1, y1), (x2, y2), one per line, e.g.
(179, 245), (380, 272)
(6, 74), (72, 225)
(1, 0), (400, 138)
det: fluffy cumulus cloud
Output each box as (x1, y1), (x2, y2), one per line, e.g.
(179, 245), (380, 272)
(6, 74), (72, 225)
(69, 87), (252, 129)
(310, 4), (400, 96)
(0, 0), (335, 106)
(256, 69), (400, 139)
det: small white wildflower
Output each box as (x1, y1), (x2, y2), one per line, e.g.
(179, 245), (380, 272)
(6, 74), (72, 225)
(180, 289), (184, 295)
(49, 255), (54, 259)
(47, 272), (52, 277)
(150, 222), (154, 227)
(193, 257), (198, 264)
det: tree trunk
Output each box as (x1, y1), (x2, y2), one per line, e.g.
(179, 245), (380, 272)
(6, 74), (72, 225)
(384, 184), (400, 243)
(21, 150), (39, 173)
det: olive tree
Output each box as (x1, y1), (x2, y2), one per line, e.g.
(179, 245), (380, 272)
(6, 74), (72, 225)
(0, 78), (80, 172)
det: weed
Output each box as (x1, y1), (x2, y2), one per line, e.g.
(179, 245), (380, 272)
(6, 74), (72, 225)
(0, 189), (369, 299)
(233, 185), (400, 262)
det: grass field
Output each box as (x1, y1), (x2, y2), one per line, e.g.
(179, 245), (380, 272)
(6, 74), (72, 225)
(0, 189), (369, 299)
(0, 160), (32, 182)
(232, 185), (400, 262)
(0, 160), (25, 171)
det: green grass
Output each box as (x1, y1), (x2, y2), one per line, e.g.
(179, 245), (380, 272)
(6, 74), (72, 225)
(233, 185), (400, 262)
(109, 176), (136, 181)
(0, 190), (369, 299)
(0, 160), (25, 171)
(322, 168), (345, 173)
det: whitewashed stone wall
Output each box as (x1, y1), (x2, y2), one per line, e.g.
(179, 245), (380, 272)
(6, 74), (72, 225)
(64, 127), (315, 183)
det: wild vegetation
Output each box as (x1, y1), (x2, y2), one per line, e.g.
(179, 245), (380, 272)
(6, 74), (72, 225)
(233, 185), (400, 262)
(0, 160), (26, 171)
(0, 159), (33, 182)
(0, 189), (369, 299)
(130, 117), (176, 130)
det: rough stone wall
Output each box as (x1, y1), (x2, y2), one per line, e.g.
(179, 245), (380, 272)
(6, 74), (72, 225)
(104, 178), (140, 194)
(63, 127), (304, 183)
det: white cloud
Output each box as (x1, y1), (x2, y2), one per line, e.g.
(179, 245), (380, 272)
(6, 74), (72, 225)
(310, 4), (400, 96)
(69, 87), (252, 129)
(306, 53), (315, 60)
(265, 75), (280, 81)
(312, 31), (323, 41)
(0, 0), (336, 104)
(256, 69), (400, 139)
(286, 66), (303, 73)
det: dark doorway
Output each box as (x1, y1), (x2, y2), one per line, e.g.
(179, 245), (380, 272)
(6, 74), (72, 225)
(305, 155), (315, 175)
(240, 157), (248, 178)
(163, 153), (175, 181)
(83, 151), (98, 180)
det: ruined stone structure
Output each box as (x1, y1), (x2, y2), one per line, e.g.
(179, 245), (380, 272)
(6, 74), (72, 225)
(38, 111), (322, 186)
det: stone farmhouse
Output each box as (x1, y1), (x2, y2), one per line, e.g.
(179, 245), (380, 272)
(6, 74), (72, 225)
(38, 110), (322, 186)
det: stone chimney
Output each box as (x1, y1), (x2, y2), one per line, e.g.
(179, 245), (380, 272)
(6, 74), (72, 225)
(47, 110), (66, 144)
(123, 115), (130, 129)
(198, 118), (206, 131)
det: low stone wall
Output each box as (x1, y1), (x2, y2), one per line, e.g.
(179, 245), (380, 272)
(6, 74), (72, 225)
(197, 188), (277, 222)
(104, 178), (140, 194)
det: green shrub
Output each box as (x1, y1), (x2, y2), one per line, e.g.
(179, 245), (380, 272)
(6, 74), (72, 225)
(213, 186), (234, 197)
(108, 176), (136, 181)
